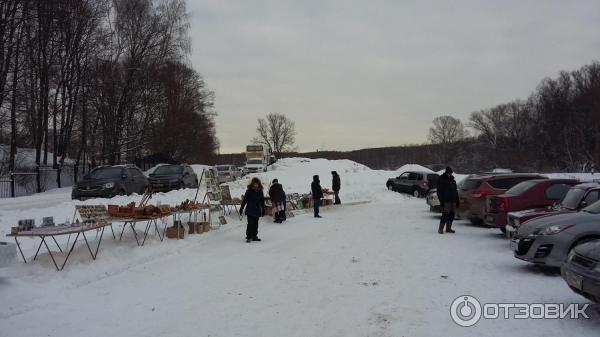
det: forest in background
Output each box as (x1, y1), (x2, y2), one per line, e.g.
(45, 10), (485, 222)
(0, 0), (219, 178)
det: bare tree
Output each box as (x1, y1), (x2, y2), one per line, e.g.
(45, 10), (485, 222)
(428, 116), (468, 145)
(252, 113), (297, 157)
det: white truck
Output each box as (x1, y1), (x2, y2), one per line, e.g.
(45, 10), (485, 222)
(244, 145), (269, 174)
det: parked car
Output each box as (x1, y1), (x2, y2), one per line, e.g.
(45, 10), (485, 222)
(485, 178), (579, 233)
(148, 164), (198, 192)
(245, 158), (268, 173)
(457, 173), (546, 224)
(426, 188), (441, 212)
(507, 183), (600, 235)
(215, 165), (242, 183)
(561, 239), (600, 303)
(511, 200), (600, 267)
(72, 165), (148, 200)
(386, 171), (438, 197)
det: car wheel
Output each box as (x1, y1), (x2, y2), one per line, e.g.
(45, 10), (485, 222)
(470, 218), (483, 226)
(387, 184), (393, 191)
(118, 189), (126, 196)
(412, 188), (421, 198)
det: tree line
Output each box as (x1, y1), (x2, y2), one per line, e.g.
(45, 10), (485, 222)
(219, 61), (599, 173)
(0, 0), (218, 180)
(427, 61), (600, 172)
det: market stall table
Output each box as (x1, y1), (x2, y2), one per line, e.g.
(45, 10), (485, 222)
(109, 216), (168, 246)
(6, 221), (112, 271)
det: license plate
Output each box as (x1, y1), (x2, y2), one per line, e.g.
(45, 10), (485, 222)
(564, 270), (583, 290)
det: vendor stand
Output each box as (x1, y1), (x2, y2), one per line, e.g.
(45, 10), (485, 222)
(6, 205), (113, 271)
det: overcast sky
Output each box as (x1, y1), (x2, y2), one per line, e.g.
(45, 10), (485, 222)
(186, 0), (600, 153)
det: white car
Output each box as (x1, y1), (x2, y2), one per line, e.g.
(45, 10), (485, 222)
(215, 165), (242, 182)
(244, 159), (267, 173)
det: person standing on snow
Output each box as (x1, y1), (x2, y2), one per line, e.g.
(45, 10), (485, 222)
(331, 171), (341, 204)
(436, 166), (459, 234)
(240, 177), (266, 242)
(268, 179), (286, 223)
(311, 175), (324, 218)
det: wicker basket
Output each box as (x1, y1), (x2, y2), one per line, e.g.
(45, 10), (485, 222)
(166, 221), (185, 239)
(193, 222), (204, 234)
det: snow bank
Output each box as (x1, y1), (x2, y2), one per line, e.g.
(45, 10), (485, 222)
(0, 145), (76, 169)
(227, 157), (396, 203)
(394, 164), (434, 174)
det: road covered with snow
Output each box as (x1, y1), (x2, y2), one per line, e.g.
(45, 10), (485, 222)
(0, 158), (598, 337)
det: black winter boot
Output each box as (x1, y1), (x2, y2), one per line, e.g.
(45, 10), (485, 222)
(438, 222), (445, 234)
(445, 222), (456, 233)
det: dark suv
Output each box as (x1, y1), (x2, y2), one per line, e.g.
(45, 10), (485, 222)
(386, 171), (438, 197)
(458, 173), (546, 224)
(72, 165), (148, 200)
(148, 164), (198, 192)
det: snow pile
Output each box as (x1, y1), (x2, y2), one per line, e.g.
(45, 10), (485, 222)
(227, 157), (396, 203)
(546, 172), (600, 183)
(0, 145), (76, 169)
(394, 164), (434, 174)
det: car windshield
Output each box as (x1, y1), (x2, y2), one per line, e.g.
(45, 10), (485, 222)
(247, 159), (263, 164)
(88, 167), (122, 179)
(504, 180), (537, 196)
(216, 166), (230, 171)
(582, 200), (600, 214)
(560, 188), (585, 209)
(154, 165), (183, 175)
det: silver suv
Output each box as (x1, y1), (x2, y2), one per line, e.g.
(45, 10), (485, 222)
(386, 171), (439, 197)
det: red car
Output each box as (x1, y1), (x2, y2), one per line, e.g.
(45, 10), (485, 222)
(506, 183), (600, 232)
(457, 173), (546, 224)
(484, 178), (579, 233)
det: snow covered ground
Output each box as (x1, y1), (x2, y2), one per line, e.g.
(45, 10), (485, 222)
(0, 158), (599, 337)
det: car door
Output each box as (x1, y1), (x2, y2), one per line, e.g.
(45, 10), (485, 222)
(407, 172), (419, 192)
(126, 168), (143, 194)
(185, 166), (196, 186)
(396, 172), (410, 191)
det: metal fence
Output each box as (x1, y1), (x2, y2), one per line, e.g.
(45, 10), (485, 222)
(0, 165), (85, 198)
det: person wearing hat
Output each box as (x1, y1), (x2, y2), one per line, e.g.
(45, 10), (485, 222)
(331, 171), (341, 204)
(436, 166), (459, 234)
(311, 175), (324, 218)
(240, 177), (266, 242)
(268, 179), (286, 223)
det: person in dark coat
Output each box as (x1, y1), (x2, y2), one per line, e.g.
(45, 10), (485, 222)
(239, 177), (266, 242)
(331, 171), (341, 204)
(268, 179), (286, 223)
(436, 166), (459, 234)
(311, 175), (324, 218)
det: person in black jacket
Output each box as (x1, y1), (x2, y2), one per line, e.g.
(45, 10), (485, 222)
(240, 177), (266, 242)
(311, 175), (324, 218)
(436, 166), (459, 234)
(268, 179), (286, 223)
(331, 171), (341, 204)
